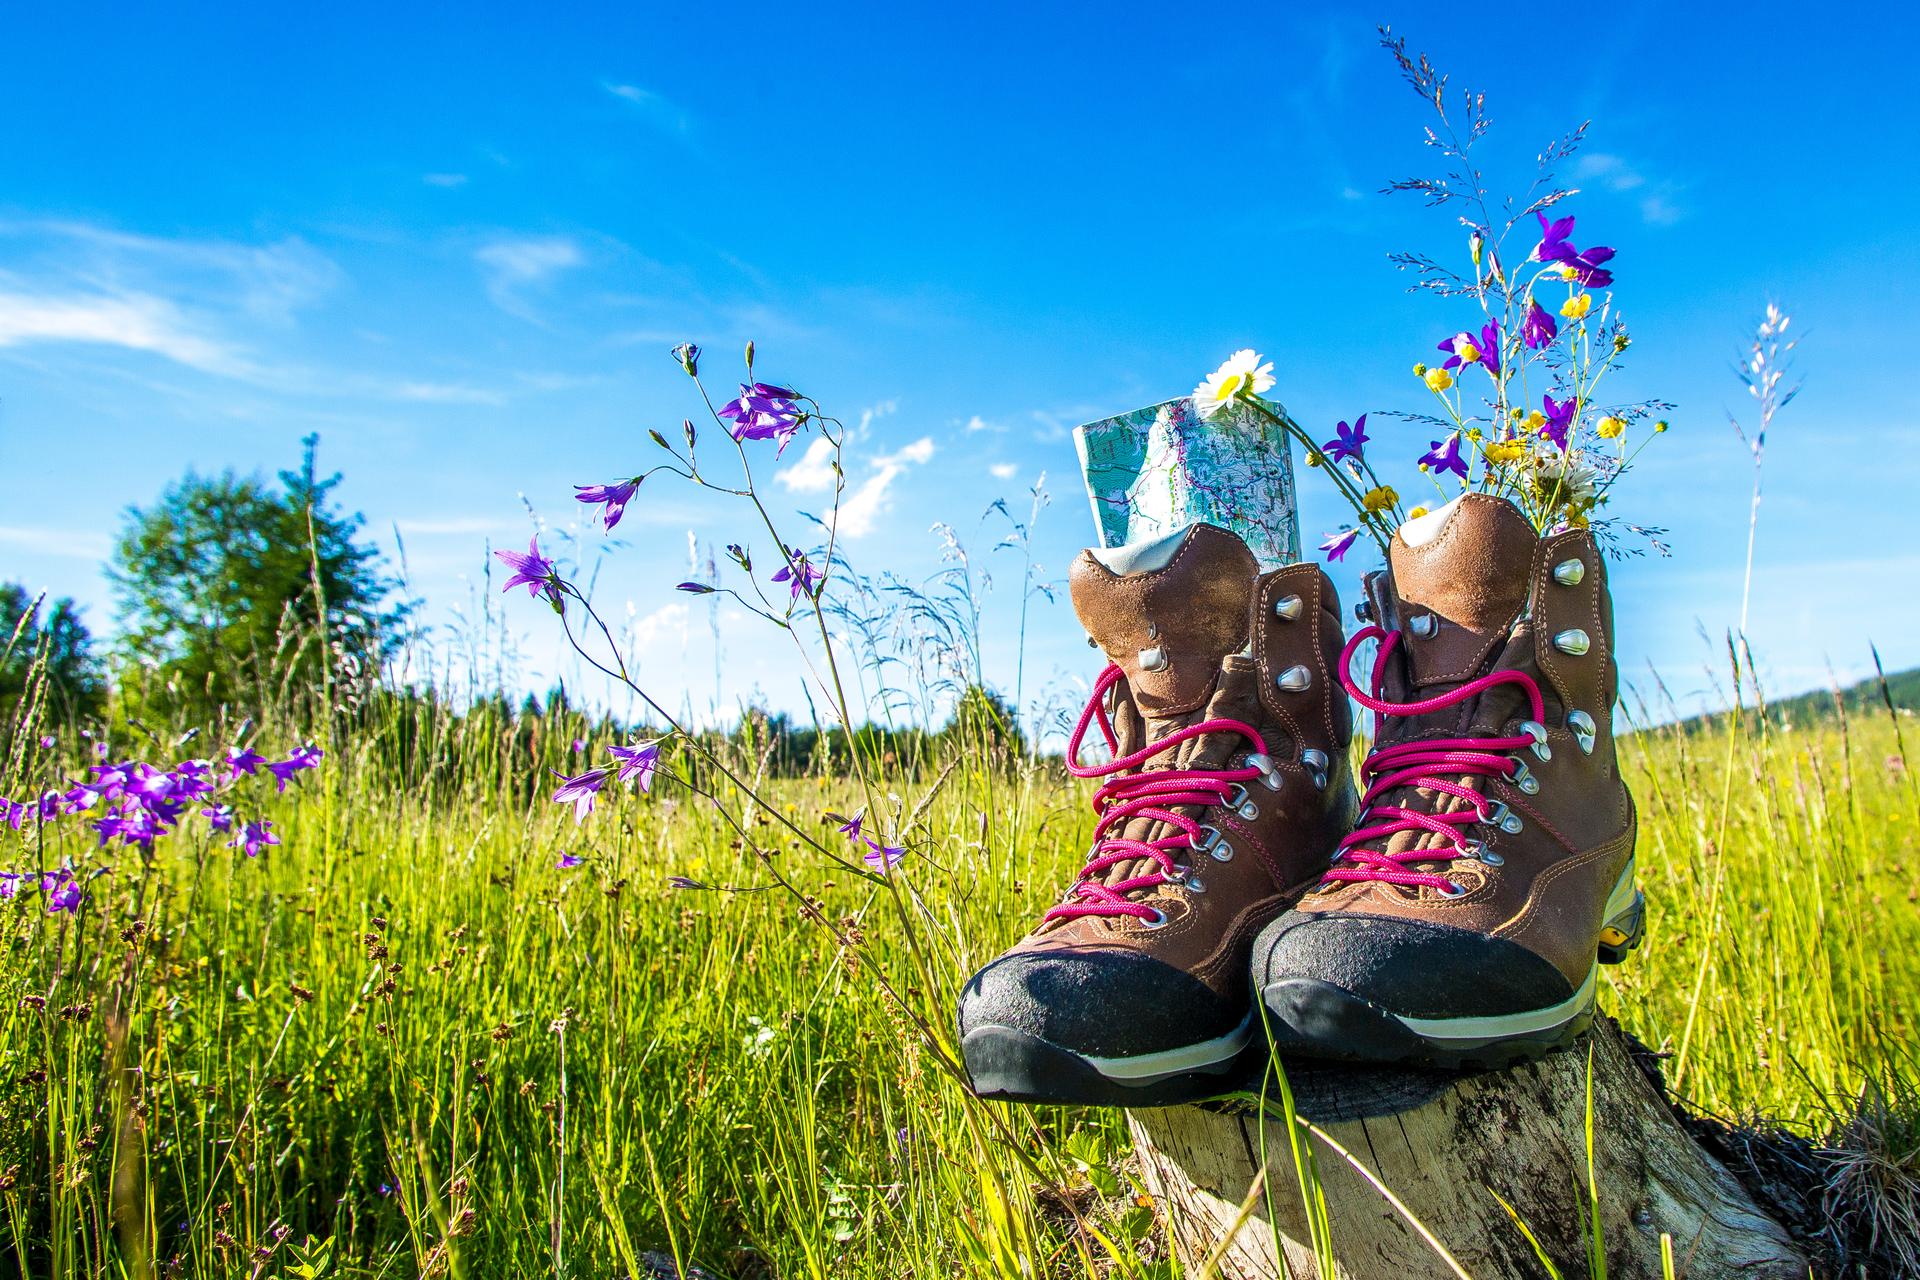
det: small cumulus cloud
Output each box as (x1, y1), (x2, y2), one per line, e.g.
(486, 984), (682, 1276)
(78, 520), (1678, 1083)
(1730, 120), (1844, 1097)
(475, 235), (583, 316)
(776, 436), (838, 494)
(835, 436), (937, 538)
(990, 462), (1019, 480)
(963, 414), (1006, 434)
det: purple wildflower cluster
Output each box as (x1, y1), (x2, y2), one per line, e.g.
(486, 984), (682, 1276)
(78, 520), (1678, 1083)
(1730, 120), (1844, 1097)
(1294, 197), (1652, 558)
(548, 740), (662, 828)
(0, 742), (321, 913)
(836, 811), (906, 872)
(718, 382), (805, 453)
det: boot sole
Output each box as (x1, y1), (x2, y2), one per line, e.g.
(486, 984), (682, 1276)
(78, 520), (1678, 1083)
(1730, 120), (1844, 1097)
(1258, 882), (1647, 1071)
(960, 1014), (1252, 1107)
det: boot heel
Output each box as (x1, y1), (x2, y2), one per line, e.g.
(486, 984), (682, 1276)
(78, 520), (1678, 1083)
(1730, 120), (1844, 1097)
(1597, 890), (1646, 965)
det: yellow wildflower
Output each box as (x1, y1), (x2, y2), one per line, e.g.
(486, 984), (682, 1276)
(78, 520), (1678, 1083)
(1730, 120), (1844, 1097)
(1596, 416), (1627, 439)
(1423, 367), (1454, 393)
(1407, 505), (1430, 520)
(1484, 440), (1527, 464)
(1362, 485), (1398, 514)
(1561, 293), (1592, 320)
(1521, 410), (1547, 434)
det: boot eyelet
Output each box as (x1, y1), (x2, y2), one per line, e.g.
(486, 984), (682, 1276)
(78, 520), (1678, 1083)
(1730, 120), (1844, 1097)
(1567, 709), (1597, 754)
(1140, 908), (1169, 928)
(1188, 824), (1222, 853)
(1481, 801), (1523, 835)
(1185, 875), (1206, 894)
(1552, 558), (1586, 586)
(1408, 614), (1437, 638)
(1208, 840), (1234, 863)
(1275, 664), (1312, 692)
(1506, 757), (1541, 796)
(1520, 720), (1552, 761)
(1300, 748), (1330, 790)
(1272, 593), (1303, 621)
(1224, 784), (1259, 821)
(1552, 627), (1591, 656)
(1242, 752), (1284, 790)
(1137, 644), (1169, 672)
(1437, 881), (1467, 898)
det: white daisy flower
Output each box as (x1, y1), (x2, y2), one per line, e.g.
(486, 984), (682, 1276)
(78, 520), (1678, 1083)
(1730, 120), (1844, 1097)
(1192, 349), (1276, 419)
(1535, 451), (1602, 504)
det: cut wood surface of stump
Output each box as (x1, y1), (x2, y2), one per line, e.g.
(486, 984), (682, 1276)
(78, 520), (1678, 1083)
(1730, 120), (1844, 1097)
(1128, 1017), (1811, 1279)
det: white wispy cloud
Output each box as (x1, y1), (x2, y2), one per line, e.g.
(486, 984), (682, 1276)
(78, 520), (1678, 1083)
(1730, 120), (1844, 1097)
(990, 462), (1019, 480)
(423, 172), (469, 188)
(393, 517), (521, 537)
(0, 287), (248, 376)
(474, 235), (583, 316)
(0, 525), (113, 560)
(394, 381), (507, 406)
(603, 82), (692, 137)
(835, 436), (936, 538)
(1575, 152), (1683, 226)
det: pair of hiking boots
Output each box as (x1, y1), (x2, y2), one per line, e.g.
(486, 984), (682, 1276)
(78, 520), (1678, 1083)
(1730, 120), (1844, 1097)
(957, 494), (1643, 1106)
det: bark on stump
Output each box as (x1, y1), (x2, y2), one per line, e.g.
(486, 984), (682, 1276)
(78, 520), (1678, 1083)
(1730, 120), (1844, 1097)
(1128, 1017), (1810, 1279)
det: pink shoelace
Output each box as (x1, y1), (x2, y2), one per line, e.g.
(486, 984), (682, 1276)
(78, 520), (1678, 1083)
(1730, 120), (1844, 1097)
(1049, 662), (1269, 923)
(1327, 624), (1547, 893)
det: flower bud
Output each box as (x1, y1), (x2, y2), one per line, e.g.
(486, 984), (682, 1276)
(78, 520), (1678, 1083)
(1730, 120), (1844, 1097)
(671, 343), (700, 377)
(650, 429), (672, 450)
(744, 340), (756, 370)
(1412, 363), (1429, 377)
(1654, 420), (1669, 433)
(683, 418), (697, 449)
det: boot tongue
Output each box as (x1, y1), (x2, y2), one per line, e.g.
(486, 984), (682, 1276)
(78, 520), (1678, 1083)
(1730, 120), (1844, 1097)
(1070, 524), (1258, 718)
(1361, 495), (1538, 863)
(1383, 494), (1537, 691)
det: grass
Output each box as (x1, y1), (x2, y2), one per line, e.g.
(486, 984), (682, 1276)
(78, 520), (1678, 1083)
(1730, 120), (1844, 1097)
(2, 658), (1917, 1279)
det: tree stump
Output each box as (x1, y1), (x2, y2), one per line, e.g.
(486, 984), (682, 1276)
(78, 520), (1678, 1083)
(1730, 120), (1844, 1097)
(1128, 1016), (1810, 1279)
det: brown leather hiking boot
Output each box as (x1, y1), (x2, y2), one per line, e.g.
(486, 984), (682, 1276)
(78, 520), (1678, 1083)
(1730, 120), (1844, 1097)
(1252, 493), (1642, 1069)
(958, 523), (1356, 1105)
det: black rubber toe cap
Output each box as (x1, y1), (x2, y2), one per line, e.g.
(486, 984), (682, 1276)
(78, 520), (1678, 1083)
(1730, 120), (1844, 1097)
(957, 947), (1238, 1060)
(1251, 911), (1575, 1021)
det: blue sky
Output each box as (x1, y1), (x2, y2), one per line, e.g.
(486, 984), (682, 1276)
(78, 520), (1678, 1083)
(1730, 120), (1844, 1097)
(2, 2), (1916, 735)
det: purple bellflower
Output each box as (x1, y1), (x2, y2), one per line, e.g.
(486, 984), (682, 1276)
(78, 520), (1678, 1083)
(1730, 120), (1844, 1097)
(1438, 322), (1502, 378)
(608, 741), (660, 791)
(229, 820), (279, 858)
(837, 811), (865, 842)
(42, 868), (83, 914)
(574, 478), (641, 531)
(1540, 394), (1577, 450)
(1420, 433), (1470, 481)
(1320, 528), (1361, 562)
(556, 853), (583, 869)
(863, 839), (907, 872)
(495, 537), (560, 605)
(1532, 212), (1615, 288)
(771, 549), (823, 602)
(1321, 415), (1369, 464)
(550, 769), (605, 825)
(718, 383), (804, 453)
(1524, 300), (1559, 350)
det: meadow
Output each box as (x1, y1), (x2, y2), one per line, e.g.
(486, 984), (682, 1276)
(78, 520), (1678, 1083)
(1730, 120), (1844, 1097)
(1, 637), (1915, 1280)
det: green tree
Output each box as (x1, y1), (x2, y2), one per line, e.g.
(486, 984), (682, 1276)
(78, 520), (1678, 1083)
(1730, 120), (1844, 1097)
(109, 434), (409, 723)
(1, 585), (106, 728)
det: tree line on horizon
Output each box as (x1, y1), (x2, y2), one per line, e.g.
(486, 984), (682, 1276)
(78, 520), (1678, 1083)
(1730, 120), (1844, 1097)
(2, 435), (1027, 772)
